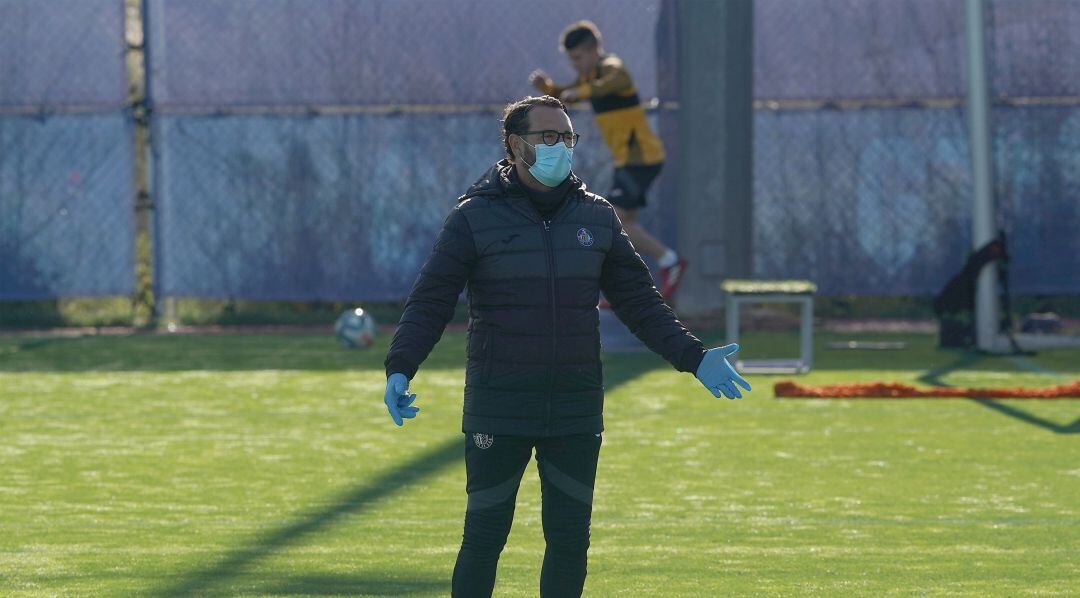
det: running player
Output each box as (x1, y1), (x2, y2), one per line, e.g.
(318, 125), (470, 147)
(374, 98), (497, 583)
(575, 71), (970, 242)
(530, 20), (687, 299)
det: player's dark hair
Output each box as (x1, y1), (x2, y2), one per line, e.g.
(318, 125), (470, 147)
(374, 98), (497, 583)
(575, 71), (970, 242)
(561, 20), (601, 51)
(501, 95), (568, 161)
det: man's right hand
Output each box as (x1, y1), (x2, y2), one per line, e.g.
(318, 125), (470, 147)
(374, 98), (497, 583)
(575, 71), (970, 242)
(384, 373), (419, 426)
(529, 69), (552, 93)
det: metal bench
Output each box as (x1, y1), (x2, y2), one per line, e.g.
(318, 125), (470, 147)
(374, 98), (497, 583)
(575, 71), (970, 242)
(723, 279), (816, 374)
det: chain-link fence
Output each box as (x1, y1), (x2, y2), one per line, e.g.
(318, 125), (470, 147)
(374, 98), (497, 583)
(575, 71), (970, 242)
(146, 0), (673, 300)
(0, 0), (134, 299)
(754, 107), (973, 295)
(988, 0), (1080, 294)
(151, 110), (672, 300)
(754, 0), (1080, 295)
(2, 0), (1077, 302)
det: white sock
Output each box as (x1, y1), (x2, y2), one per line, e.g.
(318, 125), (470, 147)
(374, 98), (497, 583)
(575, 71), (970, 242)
(657, 249), (679, 269)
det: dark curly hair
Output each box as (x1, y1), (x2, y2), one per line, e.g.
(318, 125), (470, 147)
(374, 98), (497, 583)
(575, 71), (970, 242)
(501, 95), (568, 162)
(560, 20), (601, 51)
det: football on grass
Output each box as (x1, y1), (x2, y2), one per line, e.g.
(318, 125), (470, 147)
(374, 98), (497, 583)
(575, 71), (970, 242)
(334, 307), (377, 348)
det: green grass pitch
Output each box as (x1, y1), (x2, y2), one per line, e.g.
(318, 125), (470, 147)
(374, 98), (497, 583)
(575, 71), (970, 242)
(1, 330), (1077, 596)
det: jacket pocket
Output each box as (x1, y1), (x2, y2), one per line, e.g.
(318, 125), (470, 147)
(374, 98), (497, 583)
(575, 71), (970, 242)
(481, 332), (492, 383)
(595, 334), (604, 389)
(467, 329), (492, 385)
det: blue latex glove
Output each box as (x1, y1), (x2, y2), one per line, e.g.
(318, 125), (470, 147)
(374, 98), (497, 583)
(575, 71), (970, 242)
(696, 344), (752, 400)
(384, 373), (420, 426)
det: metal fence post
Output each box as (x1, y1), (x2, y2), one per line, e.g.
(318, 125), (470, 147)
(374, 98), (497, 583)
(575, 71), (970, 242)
(126, 0), (156, 326)
(675, 0), (754, 315)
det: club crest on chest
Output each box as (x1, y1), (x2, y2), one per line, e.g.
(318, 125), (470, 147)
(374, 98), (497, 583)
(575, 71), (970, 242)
(577, 227), (594, 247)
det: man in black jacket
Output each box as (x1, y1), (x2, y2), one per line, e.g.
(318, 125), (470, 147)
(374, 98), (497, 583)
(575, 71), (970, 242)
(383, 96), (750, 598)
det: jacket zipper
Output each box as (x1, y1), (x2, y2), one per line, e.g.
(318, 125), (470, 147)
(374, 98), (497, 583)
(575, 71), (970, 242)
(542, 219), (557, 435)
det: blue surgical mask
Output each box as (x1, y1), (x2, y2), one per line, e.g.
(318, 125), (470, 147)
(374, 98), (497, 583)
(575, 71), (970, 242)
(523, 139), (573, 187)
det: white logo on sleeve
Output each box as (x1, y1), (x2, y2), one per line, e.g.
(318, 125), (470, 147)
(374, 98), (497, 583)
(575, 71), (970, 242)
(473, 433), (494, 449)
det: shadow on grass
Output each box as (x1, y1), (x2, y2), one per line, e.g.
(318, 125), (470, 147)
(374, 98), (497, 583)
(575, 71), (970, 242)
(248, 573), (446, 596)
(916, 351), (984, 387)
(917, 352), (1079, 435)
(972, 400), (1080, 435)
(157, 440), (462, 597)
(0, 333), (462, 373)
(155, 353), (660, 597)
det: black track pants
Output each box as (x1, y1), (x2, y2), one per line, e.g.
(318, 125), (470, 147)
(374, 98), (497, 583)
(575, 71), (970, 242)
(451, 432), (602, 598)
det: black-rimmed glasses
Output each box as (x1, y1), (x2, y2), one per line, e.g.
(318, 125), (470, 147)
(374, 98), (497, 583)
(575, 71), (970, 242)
(520, 130), (580, 148)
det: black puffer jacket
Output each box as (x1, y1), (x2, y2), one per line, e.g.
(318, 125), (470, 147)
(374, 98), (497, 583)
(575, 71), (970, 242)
(385, 161), (705, 435)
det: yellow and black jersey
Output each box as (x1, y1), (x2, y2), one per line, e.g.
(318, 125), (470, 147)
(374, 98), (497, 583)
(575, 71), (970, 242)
(544, 54), (665, 168)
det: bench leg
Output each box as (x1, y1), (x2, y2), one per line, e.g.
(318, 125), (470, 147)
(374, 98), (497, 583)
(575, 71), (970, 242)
(726, 297), (740, 346)
(799, 297), (813, 373)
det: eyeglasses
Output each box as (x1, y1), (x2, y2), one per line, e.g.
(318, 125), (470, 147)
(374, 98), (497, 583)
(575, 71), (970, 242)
(519, 130), (580, 148)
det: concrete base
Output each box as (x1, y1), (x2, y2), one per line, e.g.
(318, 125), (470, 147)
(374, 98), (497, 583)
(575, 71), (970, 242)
(599, 308), (647, 353)
(735, 358), (811, 375)
(1014, 333), (1080, 350)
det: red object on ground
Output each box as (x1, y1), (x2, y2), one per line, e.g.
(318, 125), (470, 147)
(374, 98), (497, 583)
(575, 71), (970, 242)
(774, 380), (1080, 399)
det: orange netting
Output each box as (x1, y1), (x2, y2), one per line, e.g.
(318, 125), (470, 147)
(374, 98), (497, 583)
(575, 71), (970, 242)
(774, 380), (1080, 399)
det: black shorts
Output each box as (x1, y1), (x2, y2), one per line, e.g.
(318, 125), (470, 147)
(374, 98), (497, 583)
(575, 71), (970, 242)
(608, 163), (663, 210)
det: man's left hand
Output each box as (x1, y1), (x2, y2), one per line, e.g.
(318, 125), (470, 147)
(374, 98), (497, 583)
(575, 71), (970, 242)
(560, 88), (580, 103)
(695, 344), (751, 400)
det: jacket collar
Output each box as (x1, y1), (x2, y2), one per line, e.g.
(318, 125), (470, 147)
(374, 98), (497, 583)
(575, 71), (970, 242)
(460, 159), (586, 204)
